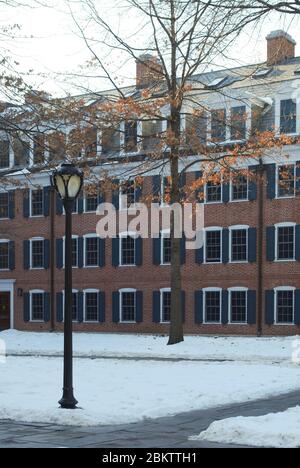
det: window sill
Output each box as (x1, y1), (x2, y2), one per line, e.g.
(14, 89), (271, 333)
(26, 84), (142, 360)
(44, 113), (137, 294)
(83, 320), (100, 324)
(30, 267), (45, 270)
(0, 218), (10, 221)
(203, 321), (222, 325)
(229, 260), (248, 264)
(29, 215), (44, 219)
(204, 261), (222, 265)
(0, 269), (9, 272)
(228, 322), (248, 325)
(275, 195), (295, 200)
(119, 321), (137, 324)
(84, 265), (100, 268)
(119, 264), (137, 267)
(160, 262), (171, 266)
(30, 320), (44, 323)
(229, 198), (249, 203)
(274, 322), (295, 326)
(274, 259), (296, 263)
(204, 200), (222, 205)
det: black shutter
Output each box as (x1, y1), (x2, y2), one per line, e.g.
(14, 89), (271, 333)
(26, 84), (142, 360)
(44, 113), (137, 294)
(98, 291), (105, 322)
(294, 290), (300, 325)
(23, 293), (30, 322)
(296, 161), (300, 196)
(56, 238), (63, 269)
(77, 192), (84, 213)
(44, 292), (50, 322)
(23, 190), (30, 218)
(78, 292), (84, 323)
(136, 236), (143, 266)
(43, 187), (50, 217)
(181, 290), (185, 322)
(180, 235), (186, 264)
(112, 291), (120, 323)
(247, 290), (256, 325)
(265, 290), (275, 325)
(222, 228), (229, 264)
(295, 225), (300, 261)
(266, 226), (275, 261)
(8, 191), (15, 219)
(153, 236), (161, 265)
(195, 171), (204, 203)
(248, 227), (257, 263)
(136, 291), (143, 323)
(112, 179), (120, 210)
(248, 165), (258, 201)
(267, 164), (276, 199)
(9, 241), (15, 270)
(152, 175), (161, 203)
(112, 237), (119, 267)
(221, 290), (229, 324)
(98, 238), (105, 267)
(152, 291), (161, 323)
(195, 244), (204, 264)
(56, 292), (63, 323)
(195, 290), (203, 324)
(44, 239), (50, 269)
(23, 240), (30, 270)
(78, 237), (84, 268)
(222, 181), (230, 203)
(56, 194), (63, 215)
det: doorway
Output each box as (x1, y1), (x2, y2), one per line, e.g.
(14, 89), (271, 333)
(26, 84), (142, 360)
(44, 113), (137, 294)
(0, 292), (10, 331)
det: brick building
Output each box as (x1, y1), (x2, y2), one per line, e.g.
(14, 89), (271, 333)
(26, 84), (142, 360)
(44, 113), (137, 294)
(1, 30), (300, 336)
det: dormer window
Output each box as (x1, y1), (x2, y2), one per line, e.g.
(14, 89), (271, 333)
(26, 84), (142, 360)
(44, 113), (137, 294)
(252, 67), (272, 79)
(280, 99), (296, 134)
(205, 76), (228, 89)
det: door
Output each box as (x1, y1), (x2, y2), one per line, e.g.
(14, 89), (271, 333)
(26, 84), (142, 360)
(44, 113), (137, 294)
(0, 292), (10, 331)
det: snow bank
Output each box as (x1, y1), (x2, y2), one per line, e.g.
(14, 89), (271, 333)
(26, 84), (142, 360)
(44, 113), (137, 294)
(191, 407), (300, 448)
(1, 330), (299, 363)
(0, 356), (299, 426)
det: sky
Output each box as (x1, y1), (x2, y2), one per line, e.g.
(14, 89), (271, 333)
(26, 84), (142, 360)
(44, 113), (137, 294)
(1, 0), (300, 99)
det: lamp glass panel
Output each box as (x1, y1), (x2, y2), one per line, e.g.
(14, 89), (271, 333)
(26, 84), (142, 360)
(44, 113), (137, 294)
(68, 174), (82, 199)
(55, 174), (66, 198)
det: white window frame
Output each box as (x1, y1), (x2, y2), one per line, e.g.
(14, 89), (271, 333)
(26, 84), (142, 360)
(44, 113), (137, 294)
(0, 137), (13, 170)
(119, 231), (136, 267)
(274, 286), (295, 325)
(83, 233), (99, 268)
(63, 235), (79, 268)
(29, 289), (45, 323)
(203, 287), (222, 324)
(275, 222), (296, 262)
(160, 229), (171, 265)
(160, 287), (171, 323)
(228, 286), (248, 325)
(62, 289), (79, 323)
(204, 176), (223, 204)
(119, 180), (136, 211)
(84, 191), (99, 213)
(276, 98), (299, 137)
(229, 225), (249, 264)
(83, 288), (99, 323)
(228, 104), (249, 143)
(30, 237), (44, 270)
(230, 173), (249, 202)
(119, 288), (137, 324)
(30, 189), (44, 218)
(204, 227), (222, 264)
(276, 163), (296, 199)
(0, 239), (10, 271)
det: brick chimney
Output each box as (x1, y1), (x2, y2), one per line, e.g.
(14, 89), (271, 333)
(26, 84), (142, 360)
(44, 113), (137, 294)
(136, 54), (164, 88)
(266, 30), (296, 66)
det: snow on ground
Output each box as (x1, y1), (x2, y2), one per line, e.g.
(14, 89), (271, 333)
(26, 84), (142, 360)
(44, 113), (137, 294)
(191, 407), (300, 448)
(1, 330), (299, 363)
(0, 356), (299, 426)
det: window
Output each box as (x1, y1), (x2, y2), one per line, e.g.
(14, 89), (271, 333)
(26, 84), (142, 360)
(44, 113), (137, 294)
(161, 232), (171, 265)
(31, 190), (43, 217)
(31, 239), (44, 269)
(161, 290), (171, 323)
(231, 106), (246, 140)
(0, 193), (9, 219)
(231, 228), (248, 262)
(13, 138), (30, 166)
(120, 290), (136, 322)
(205, 229), (221, 263)
(120, 180), (135, 209)
(252, 67), (272, 79)
(204, 290), (221, 323)
(206, 180), (222, 203)
(280, 99), (296, 134)
(205, 76), (228, 89)
(85, 193), (98, 212)
(85, 236), (98, 267)
(276, 289), (294, 324)
(276, 225), (295, 261)
(231, 175), (248, 201)
(142, 120), (162, 151)
(0, 241), (9, 270)
(277, 164), (295, 198)
(120, 235), (135, 266)
(124, 121), (137, 152)
(211, 109), (226, 142)
(84, 291), (98, 322)
(33, 135), (45, 164)
(0, 140), (10, 169)
(230, 290), (247, 323)
(31, 292), (44, 321)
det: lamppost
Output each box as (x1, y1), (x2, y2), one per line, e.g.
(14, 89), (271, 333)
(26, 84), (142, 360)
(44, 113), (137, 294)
(51, 163), (83, 409)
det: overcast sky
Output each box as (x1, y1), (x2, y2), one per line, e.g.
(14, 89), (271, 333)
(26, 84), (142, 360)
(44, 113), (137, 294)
(1, 0), (300, 98)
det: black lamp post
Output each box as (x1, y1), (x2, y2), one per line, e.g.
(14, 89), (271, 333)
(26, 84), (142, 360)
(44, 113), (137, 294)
(51, 163), (83, 409)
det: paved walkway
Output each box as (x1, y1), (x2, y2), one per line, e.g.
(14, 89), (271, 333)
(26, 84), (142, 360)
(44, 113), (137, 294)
(0, 389), (299, 448)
